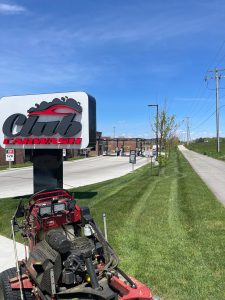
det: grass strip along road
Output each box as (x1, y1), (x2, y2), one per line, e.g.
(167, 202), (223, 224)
(187, 138), (225, 161)
(1, 151), (225, 299)
(0, 161), (33, 171)
(0, 157), (84, 171)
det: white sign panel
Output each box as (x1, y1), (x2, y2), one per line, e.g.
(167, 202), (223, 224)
(0, 91), (96, 149)
(63, 149), (67, 157)
(5, 149), (14, 161)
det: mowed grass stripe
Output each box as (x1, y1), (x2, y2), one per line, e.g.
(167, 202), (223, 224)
(76, 166), (151, 209)
(112, 179), (159, 270)
(76, 152), (225, 299)
(1, 151), (225, 299)
(165, 175), (213, 299)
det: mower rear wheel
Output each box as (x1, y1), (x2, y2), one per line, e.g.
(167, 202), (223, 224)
(0, 267), (35, 300)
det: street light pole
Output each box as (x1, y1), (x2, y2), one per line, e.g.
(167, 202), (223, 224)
(148, 104), (159, 158)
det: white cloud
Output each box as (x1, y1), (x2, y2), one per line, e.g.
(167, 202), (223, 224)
(0, 58), (102, 88)
(0, 3), (26, 14)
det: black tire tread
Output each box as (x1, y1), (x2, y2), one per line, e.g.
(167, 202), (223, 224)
(0, 267), (34, 300)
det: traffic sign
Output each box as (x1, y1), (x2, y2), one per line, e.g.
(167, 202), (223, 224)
(129, 150), (136, 164)
(5, 149), (14, 162)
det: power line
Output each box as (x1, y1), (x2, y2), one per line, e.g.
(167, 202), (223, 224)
(203, 40), (225, 75)
(215, 52), (225, 68)
(192, 103), (225, 131)
(188, 89), (212, 120)
(184, 77), (213, 122)
(214, 40), (225, 68)
(190, 90), (225, 131)
(187, 40), (225, 121)
(192, 110), (215, 131)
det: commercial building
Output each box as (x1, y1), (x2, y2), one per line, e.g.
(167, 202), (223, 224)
(0, 132), (154, 166)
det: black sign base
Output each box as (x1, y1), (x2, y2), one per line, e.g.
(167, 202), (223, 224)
(33, 149), (63, 193)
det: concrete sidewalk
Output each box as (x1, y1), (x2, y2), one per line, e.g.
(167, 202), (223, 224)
(0, 235), (27, 272)
(178, 145), (225, 207)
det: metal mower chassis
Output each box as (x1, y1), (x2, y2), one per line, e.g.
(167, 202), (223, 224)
(0, 188), (155, 300)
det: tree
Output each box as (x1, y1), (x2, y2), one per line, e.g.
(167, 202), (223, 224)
(153, 109), (178, 156)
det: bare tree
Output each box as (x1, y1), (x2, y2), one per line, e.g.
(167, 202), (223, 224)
(153, 109), (178, 156)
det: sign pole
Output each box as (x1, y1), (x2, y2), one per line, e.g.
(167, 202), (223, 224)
(129, 150), (136, 172)
(6, 148), (14, 169)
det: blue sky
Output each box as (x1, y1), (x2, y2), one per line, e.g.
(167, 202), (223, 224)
(1, 1), (225, 140)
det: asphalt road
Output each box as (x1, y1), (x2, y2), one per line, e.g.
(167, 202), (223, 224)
(0, 155), (148, 198)
(178, 145), (225, 206)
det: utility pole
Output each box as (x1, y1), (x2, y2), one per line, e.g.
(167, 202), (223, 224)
(205, 68), (225, 153)
(216, 71), (219, 152)
(184, 117), (190, 145)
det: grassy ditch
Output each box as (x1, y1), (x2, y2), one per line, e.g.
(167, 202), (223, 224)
(187, 138), (225, 161)
(0, 152), (225, 299)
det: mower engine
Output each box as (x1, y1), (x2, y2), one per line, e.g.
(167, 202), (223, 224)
(0, 189), (156, 300)
(26, 227), (109, 296)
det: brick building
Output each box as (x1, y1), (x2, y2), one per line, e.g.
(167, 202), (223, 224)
(0, 133), (153, 165)
(97, 137), (152, 156)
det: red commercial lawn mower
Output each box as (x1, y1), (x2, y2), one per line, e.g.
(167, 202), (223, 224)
(0, 189), (158, 300)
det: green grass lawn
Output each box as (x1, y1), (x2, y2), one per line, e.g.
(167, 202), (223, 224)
(0, 161), (33, 171)
(67, 156), (86, 161)
(187, 138), (225, 161)
(0, 157), (85, 171)
(1, 151), (225, 299)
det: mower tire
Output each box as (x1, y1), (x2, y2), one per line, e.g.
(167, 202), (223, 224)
(0, 267), (35, 300)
